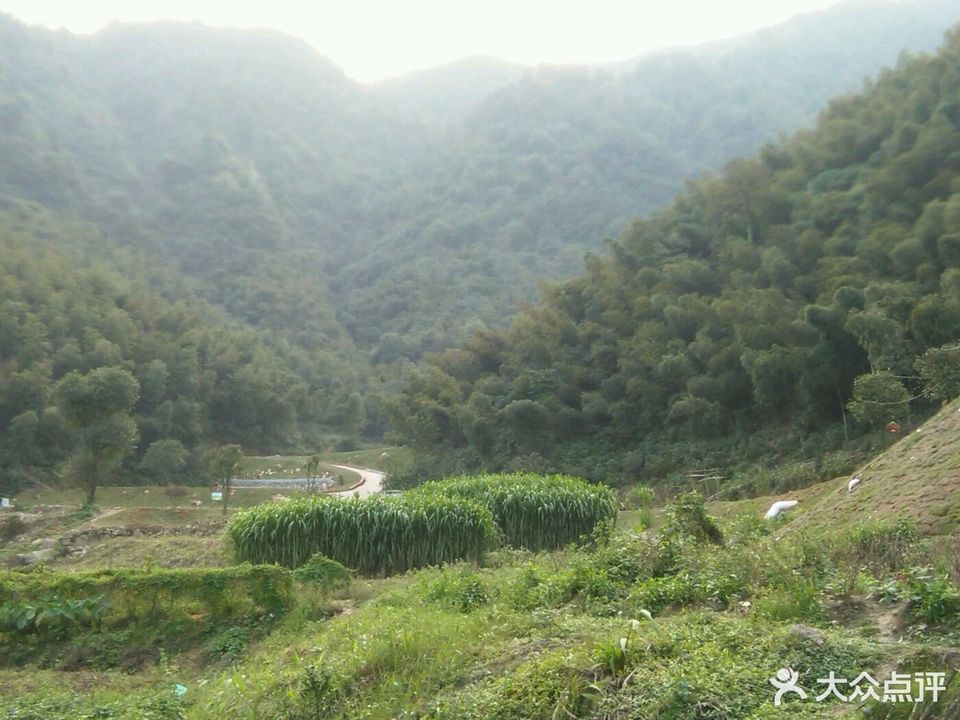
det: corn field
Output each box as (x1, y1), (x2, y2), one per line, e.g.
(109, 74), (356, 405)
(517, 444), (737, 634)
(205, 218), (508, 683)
(226, 494), (496, 575)
(413, 473), (618, 552)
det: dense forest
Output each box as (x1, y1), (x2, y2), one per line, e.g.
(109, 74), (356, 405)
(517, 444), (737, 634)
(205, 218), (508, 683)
(2, 0), (960, 494)
(390, 27), (960, 485)
(1, 0), (958, 361)
(0, 203), (370, 492)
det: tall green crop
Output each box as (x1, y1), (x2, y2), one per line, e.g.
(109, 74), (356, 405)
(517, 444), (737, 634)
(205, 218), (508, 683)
(413, 473), (617, 551)
(226, 494), (496, 576)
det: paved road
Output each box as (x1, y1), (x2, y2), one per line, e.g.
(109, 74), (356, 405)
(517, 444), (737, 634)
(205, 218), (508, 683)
(231, 465), (385, 498)
(327, 465), (385, 497)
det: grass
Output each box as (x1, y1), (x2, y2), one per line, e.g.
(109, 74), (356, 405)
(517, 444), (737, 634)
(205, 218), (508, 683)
(14, 483), (360, 512)
(6, 415), (960, 719)
(712, 398), (960, 537)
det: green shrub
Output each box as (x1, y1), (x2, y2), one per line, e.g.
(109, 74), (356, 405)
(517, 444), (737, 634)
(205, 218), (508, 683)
(828, 518), (918, 595)
(753, 580), (824, 622)
(413, 473), (618, 551)
(227, 494), (496, 575)
(422, 568), (490, 612)
(292, 554), (352, 593)
(207, 626), (250, 662)
(1, 513), (26, 541)
(0, 565), (292, 630)
(905, 568), (960, 625)
(623, 485), (655, 511)
(660, 491), (723, 547)
(0, 594), (107, 636)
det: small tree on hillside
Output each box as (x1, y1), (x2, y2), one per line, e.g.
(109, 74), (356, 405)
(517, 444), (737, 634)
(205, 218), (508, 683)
(207, 444), (243, 515)
(916, 343), (960, 401)
(847, 372), (911, 427)
(56, 367), (140, 506)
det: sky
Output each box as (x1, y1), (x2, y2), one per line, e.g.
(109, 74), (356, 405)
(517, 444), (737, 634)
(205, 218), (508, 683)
(1, 0), (849, 82)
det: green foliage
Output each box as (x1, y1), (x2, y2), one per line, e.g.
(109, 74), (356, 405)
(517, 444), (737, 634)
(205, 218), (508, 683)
(0, 565), (293, 636)
(661, 491), (724, 546)
(753, 580), (824, 622)
(226, 494), (497, 575)
(140, 440), (189, 484)
(905, 568), (960, 625)
(0, 691), (185, 720)
(206, 626), (251, 662)
(829, 519), (919, 580)
(291, 554), (352, 593)
(0, 512), (26, 541)
(394, 30), (960, 481)
(916, 343), (960, 400)
(0, 594), (107, 636)
(206, 444), (244, 514)
(422, 568), (491, 612)
(412, 473), (619, 551)
(56, 367), (140, 505)
(847, 371), (911, 427)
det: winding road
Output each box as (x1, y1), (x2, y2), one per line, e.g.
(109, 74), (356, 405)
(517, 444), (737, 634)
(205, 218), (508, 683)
(328, 465), (385, 497)
(230, 465), (385, 497)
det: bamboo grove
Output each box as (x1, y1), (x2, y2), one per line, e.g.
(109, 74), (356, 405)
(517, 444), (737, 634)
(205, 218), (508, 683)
(225, 474), (617, 575)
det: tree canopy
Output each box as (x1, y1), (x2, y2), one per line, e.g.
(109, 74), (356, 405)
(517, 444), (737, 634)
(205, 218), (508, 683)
(390, 28), (960, 483)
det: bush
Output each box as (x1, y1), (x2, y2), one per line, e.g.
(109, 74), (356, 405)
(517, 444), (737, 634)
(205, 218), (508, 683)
(422, 568), (490, 612)
(828, 518), (918, 594)
(905, 568), (960, 625)
(412, 473), (618, 551)
(292, 554), (352, 593)
(207, 626), (250, 662)
(623, 485), (655, 511)
(660, 491), (724, 546)
(0, 513), (26, 542)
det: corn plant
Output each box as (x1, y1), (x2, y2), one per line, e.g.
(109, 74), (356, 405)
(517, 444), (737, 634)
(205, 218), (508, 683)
(413, 473), (618, 552)
(226, 494), (496, 575)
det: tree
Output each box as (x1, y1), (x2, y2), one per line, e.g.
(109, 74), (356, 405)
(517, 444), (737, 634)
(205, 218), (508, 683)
(847, 372), (911, 427)
(207, 444), (244, 515)
(139, 439), (188, 485)
(916, 344), (960, 401)
(305, 454), (322, 493)
(55, 367), (140, 505)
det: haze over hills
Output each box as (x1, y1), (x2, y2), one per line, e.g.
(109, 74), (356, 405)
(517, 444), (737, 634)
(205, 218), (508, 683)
(1, 0), (960, 487)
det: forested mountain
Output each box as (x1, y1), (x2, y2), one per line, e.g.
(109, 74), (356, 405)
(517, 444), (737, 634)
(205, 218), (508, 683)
(0, 201), (370, 493)
(2, 0), (959, 362)
(389, 27), (960, 484)
(1, 0), (959, 490)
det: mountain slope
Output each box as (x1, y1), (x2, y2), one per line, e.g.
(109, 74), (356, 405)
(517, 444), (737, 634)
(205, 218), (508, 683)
(0, 200), (369, 494)
(389, 26), (960, 484)
(714, 397), (960, 536)
(2, 1), (960, 365)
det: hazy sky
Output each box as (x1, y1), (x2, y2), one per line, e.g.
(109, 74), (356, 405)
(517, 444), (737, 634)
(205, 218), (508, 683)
(2, 0), (849, 82)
